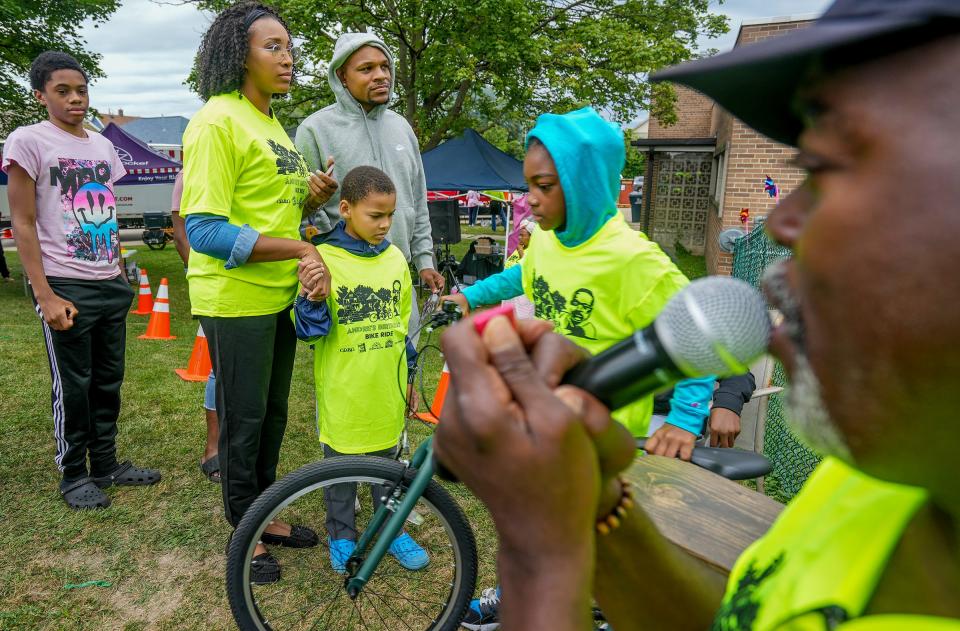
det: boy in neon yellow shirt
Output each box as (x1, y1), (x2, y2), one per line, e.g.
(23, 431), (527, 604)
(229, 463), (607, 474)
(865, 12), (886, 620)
(294, 166), (429, 573)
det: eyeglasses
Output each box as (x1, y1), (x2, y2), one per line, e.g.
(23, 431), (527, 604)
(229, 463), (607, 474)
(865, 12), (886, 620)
(259, 43), (300, 60)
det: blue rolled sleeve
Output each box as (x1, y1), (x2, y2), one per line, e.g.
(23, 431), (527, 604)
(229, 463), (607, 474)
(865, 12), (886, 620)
(461, 264), (523, 308)
(293, 295), (331, 342)
(185, 214), (260, 269)
(665, 376), (715, 435)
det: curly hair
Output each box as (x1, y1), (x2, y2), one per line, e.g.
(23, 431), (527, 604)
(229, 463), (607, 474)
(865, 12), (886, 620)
(30, 51), (88, 91)
(341, 166), (396, 204)
(194, 2), (292, 101)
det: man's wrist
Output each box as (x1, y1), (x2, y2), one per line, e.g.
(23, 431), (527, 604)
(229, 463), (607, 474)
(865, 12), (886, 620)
(497, 541), (595, 630)
(596, 477), (625, 521)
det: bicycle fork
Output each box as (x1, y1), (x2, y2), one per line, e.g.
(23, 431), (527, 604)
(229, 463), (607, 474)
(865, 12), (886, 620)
(345, 436), (436, 599)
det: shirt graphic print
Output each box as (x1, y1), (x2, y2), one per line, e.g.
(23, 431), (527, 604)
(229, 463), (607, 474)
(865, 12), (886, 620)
(51, 158), (120, 264)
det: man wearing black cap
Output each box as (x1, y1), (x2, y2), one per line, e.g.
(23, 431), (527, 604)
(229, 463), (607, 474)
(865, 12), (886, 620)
(434, 1), (960, 629)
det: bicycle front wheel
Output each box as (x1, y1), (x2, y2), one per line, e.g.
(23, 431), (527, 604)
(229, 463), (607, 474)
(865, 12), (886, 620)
(227, 456), (477, 631)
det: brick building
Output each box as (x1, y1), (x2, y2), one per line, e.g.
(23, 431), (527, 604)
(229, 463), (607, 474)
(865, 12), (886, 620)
(636, 15), (816, 274)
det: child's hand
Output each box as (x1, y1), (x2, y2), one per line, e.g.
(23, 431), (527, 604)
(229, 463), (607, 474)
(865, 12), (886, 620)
(298, 259), (329, 301)
(644, 423), (697, 461)
(440, 293), (469, 315)
(38, 293), (79, 331)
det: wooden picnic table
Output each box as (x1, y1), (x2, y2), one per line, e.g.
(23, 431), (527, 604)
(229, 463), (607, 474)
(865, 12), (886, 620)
(624, 454), (784, 578)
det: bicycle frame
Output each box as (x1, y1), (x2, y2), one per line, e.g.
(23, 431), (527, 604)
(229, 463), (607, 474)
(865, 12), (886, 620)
(344, 435), (436, 598)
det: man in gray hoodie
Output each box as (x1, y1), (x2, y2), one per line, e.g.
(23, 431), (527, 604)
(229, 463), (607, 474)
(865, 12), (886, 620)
(296, 33), (443, 295)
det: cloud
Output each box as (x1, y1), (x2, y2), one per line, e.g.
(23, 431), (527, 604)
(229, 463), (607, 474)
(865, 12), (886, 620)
(82, 0), (211, 117)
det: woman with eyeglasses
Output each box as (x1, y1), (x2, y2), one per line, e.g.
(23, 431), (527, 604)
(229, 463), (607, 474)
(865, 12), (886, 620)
(180, 1), (336, 584)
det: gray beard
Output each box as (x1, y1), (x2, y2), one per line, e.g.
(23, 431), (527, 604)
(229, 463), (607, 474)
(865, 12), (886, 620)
(784, 353), (853, 463)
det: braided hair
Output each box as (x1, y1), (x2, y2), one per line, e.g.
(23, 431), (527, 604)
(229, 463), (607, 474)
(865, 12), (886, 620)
(194, 2), (293, 101)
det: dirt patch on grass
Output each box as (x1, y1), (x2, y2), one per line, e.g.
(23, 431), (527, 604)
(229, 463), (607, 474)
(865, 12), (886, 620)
(103, 550), (225, 630)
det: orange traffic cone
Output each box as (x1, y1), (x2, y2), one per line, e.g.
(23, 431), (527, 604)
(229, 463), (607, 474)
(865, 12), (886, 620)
(415, 362), (450, 425)
(175, 324), (212, 382)
(132, 268), (153, 315)
(138, 278), (176, 340)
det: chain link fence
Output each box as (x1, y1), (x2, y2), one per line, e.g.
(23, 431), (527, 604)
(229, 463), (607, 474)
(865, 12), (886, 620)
(732, 226), (821, 503)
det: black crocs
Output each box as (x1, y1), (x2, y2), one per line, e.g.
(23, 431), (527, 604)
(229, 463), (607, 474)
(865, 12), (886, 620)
(61, 477), (111, 510)
(200, 455), (221, 483)
(251, 552), (281, 584)
(260, 524), (320, 549)
(92, 460), (161, 488)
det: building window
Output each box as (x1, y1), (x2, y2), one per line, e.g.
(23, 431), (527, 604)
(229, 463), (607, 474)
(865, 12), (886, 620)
(711, 149), (727, 217)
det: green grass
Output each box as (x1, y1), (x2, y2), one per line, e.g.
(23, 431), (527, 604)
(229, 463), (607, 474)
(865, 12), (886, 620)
(673, 242), (708, 281)
(0, 242), (497, 630)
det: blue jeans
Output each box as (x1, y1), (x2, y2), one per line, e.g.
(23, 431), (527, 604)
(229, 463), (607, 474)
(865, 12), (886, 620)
(468, 207), (479, 226)
(491, 208), (507, 232)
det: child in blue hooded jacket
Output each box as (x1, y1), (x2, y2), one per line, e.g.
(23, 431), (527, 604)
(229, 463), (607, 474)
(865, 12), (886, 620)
(444, 107), (713, 458)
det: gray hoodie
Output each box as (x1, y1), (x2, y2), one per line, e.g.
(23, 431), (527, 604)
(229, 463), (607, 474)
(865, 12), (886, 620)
(295, 33), (434, 272)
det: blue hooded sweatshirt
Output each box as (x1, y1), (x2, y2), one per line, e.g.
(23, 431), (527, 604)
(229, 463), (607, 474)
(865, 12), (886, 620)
(461, 107), (713, 437)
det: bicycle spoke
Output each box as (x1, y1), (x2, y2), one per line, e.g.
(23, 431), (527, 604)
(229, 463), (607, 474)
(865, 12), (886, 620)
(259, 579), (343, 627)
(364, 588), (419, 631)
(372, 578), (450, 611)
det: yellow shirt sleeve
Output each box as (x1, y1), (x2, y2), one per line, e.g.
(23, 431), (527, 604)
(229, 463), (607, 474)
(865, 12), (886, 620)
(181, 122), (238, 219)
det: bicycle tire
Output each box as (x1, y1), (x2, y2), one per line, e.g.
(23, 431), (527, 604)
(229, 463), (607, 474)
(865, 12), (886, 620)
(227, 456), (477, 631)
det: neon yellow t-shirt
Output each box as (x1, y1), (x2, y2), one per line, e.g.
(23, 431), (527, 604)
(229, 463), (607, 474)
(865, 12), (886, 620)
(181, 92), (309, 317)
(520, 214), (689, 436)
(711, 458), (945, 631)
(312, 243), (412, 453)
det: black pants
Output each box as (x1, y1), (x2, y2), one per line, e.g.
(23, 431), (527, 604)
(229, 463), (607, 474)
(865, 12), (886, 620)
(32, 275), (134, 481)
(322, 443), (400, 540)
(0, 239), (10, 279)
(201, 309), (297, 527)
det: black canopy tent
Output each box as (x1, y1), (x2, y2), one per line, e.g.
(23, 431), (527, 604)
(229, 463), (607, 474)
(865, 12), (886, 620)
(421, 129), (526, 284)
(421, 128), (527, 192)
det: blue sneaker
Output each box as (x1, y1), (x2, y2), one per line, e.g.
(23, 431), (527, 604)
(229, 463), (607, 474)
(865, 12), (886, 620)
(461, 587), (500, 630)
(328, 537), (356, 574)
(388, 532), (430, 570)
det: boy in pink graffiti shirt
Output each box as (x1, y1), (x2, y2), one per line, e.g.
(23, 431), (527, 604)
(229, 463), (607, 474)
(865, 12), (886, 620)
(3, 51), (160, 511)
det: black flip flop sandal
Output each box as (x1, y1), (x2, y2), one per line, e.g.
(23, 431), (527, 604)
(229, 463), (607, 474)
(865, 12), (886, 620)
(261, 524), (320, 548)
(200, 455), (221, 483)
(93, 460), (161, 488)
(250, 552), (281, 584)
(61, 477), (111, 510)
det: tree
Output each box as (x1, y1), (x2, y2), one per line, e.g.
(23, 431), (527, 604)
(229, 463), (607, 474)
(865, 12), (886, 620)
(191, 0), (727, 151)
(623, 138), (647, 180)
(0, 0), (119, 136)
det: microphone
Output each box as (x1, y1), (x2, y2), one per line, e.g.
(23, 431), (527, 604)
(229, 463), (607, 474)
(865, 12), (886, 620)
(435, 276), (773, 481)
(561, 276), (771, 411)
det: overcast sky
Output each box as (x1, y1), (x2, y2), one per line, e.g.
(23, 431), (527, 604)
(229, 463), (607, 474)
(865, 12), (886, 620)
(81, 0), (832, 120)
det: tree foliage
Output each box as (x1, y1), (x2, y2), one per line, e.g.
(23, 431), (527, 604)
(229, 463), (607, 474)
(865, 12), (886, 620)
(0, 0), (119, 136)
(191, 0), (727, 153)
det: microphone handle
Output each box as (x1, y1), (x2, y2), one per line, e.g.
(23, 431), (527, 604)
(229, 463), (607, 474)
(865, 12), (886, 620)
(560, 327), (684, 411)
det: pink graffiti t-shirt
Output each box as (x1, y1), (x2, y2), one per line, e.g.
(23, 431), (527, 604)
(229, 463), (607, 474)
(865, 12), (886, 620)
(2, 121), (126, 280)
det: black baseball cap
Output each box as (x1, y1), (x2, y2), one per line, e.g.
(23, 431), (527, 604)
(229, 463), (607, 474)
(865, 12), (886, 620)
(652, 0), (960, 147)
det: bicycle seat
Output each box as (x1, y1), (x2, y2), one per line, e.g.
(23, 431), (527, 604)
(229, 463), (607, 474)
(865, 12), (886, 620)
(635, 439), (772, 480)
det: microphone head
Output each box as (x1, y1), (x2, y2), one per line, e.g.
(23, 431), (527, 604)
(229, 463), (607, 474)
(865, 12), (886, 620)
(654, 276), (771, 378)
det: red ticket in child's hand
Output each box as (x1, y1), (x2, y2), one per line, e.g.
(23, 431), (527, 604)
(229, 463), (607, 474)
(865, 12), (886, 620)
(472, 304), (516, 335)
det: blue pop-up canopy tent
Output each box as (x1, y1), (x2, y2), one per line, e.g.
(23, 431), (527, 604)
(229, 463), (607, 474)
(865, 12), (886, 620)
(421, 129), (527, 191)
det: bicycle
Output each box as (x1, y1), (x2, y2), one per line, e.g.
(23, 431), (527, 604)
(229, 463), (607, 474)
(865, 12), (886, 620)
(226, 301), (475, 631)
(225, 300), (773, 631)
